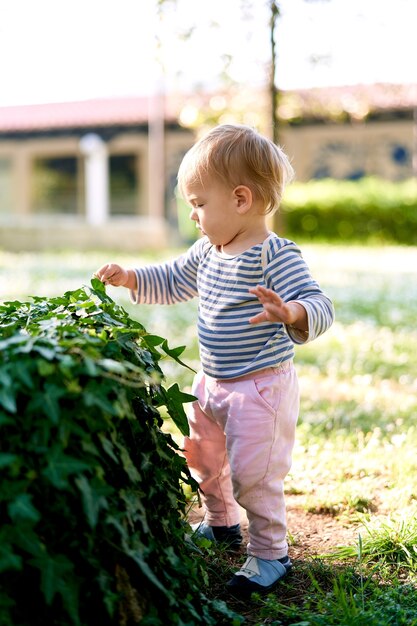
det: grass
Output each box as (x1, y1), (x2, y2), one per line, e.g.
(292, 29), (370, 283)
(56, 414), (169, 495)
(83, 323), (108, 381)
(1, 241), (417, 624)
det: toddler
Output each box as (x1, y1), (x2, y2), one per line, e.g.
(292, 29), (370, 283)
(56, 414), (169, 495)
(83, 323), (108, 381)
(95, 124), (334, 598)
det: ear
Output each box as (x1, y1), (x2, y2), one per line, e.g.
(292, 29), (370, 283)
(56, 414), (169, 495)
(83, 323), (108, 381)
(233, 185), (253, 214)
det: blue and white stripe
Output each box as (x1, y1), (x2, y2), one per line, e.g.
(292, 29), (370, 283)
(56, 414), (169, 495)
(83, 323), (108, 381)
(131, 234), (334, 379)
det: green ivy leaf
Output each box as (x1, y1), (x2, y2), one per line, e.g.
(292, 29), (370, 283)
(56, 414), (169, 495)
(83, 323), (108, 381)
(163, 384), (196, 437)
(42, 446), (91, 489)
(0, 544), (22, 573)
(142, 334), (165, 347)
(97, 358), (127, 375)
(90, 276), (106, 294)
(127, 549), (169, 598)
(29, 552), (74, 605)
(8, 493), (41, 524)
(0, 387), (16, 414)
(115, 443), (141, 483)
(75, 475), (109, 529)
(0, 453), (18, 469)
(14, 529), (45, 558)
(43, 383), (66, 424)
(161, 340), (196, 372)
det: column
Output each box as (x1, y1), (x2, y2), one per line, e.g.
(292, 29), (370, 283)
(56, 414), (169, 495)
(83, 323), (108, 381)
(79, 133), (109, 225)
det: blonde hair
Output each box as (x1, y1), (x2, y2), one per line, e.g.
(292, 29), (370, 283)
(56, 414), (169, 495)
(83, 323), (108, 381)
(177, 124), (294, 214)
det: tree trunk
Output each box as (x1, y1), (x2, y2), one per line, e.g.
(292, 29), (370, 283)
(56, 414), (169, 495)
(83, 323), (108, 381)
(270, 1), (284, 234)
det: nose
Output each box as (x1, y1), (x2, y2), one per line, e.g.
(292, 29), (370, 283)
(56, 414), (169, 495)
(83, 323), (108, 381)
(189, 207), (198, 221)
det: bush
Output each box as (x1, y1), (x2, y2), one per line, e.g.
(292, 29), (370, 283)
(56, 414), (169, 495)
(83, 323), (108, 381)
(0, 279), (239, 626)
(281, 177), (417, 244)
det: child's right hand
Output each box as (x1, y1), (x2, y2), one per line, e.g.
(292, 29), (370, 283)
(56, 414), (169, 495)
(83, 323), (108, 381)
(94, 263), (136, 289)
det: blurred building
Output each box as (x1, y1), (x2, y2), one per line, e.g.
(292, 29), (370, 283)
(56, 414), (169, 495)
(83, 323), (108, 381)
(279, 83), (417, 181)
(0, 97), (193, 251)
(0, 84), (416, 251)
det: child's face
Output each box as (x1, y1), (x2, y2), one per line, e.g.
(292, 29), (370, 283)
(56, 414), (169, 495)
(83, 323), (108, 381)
(183, 177), (243, 247)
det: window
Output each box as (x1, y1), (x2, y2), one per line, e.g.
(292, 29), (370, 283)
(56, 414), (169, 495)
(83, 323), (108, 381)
(109, 154), (139, 216)
(32, 157), (78, 214)
(0, 158), (13, 214)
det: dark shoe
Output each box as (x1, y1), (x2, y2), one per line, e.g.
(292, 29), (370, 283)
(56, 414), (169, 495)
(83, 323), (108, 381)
(191, 522), (243, 550)
(227, 555), (292, 598)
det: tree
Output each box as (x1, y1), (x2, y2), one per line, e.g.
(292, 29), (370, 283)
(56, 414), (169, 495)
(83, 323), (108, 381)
(270, 1), (281, 145)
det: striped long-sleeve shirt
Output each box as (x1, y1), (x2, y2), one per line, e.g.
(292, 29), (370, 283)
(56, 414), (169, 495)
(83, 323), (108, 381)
(131, 233), (334, 379)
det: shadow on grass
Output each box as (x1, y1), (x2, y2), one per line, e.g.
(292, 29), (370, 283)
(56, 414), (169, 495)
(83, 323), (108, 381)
(200, 552), (417, 626)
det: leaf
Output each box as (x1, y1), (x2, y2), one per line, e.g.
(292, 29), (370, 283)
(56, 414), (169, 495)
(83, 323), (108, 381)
(0, 544), (22, 573)
(161, 340), (196, 372)
(33, 344), (56, 360)
(167, 383), (196, 406)
(13, 528), (45, 558)
(15, 363), (34, 389)
(0, 387), (16, 413)
(142, 334), (165, 348)
(0, 369), (12, 387)
(42, 446), (91, 489)
(37, 360), (55, 377)
(8, 493), (41, 524)
(0, 334), (27, 351)
(83, 356), (99, 377)
(97, 358), (127, 375)
(0, 453), (18, 469)
(75, 475), (109, 529)
(116, 443), (141, 483)
(163, 384), (196, 437)
(127, 549), (169, 598)
(43, 383), (66, 424)
(90, 276), (106, 294)
(0, 413), (13, 426)
(60, 575), (81, 626)
(121, 489), (150, 532)
(98, 434), (119, 463)
(161, 339), (186, 359)
(83, 390), (118, 416)
(29, 552), (74, 605)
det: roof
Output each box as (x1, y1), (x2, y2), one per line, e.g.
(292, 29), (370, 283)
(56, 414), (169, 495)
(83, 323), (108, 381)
(0, 83), (416, 133)
(279, 82), (417, 122)
(0, 96), (177, 133)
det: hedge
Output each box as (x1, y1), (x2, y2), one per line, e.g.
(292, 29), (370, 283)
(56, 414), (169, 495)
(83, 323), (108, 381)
(0, 279), (241, 626)
(281, 177), (417, 244)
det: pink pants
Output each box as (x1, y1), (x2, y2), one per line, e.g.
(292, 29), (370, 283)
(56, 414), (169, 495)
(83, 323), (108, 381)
(183, 362), (300, 560)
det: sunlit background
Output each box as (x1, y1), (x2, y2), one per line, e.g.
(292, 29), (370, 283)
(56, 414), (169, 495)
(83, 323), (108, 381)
(1, 0), (416, 106)
(1, 0), (416, 255)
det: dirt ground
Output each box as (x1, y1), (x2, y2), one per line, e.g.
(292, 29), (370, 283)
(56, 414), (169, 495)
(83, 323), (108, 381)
(190, 494), (360, 623)
(286, 494), (360, 558)
(190, 492), (359, 559)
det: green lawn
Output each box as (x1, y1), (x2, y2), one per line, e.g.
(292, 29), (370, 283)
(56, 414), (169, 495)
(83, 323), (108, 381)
(1, 242), (417, 624)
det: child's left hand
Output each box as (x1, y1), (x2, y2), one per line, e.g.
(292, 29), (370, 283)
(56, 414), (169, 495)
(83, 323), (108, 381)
(248, 285), (306, 328)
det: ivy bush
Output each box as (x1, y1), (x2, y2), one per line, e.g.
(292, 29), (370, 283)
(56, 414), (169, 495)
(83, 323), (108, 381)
(282, 177), (417, 244)
(0, 279), (240, 626)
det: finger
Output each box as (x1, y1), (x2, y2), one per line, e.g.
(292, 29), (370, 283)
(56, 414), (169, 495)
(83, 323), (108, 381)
(104, 265), (120, 284)
(249, 285), (266, 296)
(248, 312), (268, 324)
(249, 287), (270, 302)
(250, 285), (281, 303)
(261, 290), (284, 307)
(94, 264), (111, 281)
(250, 285), (270, 295)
